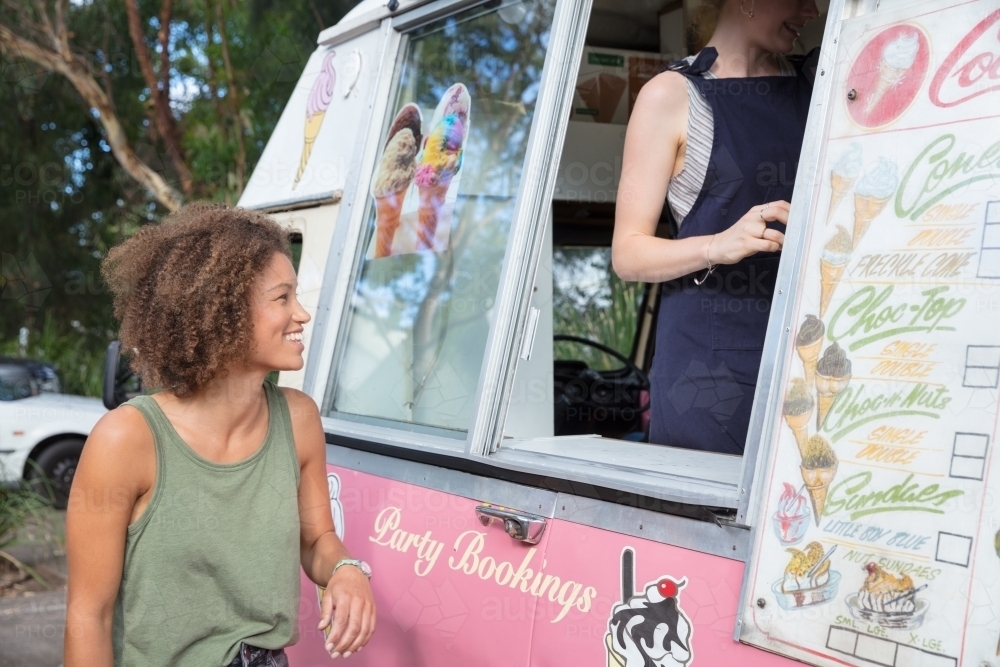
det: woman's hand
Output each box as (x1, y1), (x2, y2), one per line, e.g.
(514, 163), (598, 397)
(318, 565), (377, 659)
(710, 200), (789, 265)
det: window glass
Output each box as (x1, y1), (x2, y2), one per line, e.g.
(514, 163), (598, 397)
(552, 247), (642, 370)
(327, 0), (557, 432)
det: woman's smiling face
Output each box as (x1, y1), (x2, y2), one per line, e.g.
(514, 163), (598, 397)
(250, 252), (311, 373)
(750, 0), (821, 54)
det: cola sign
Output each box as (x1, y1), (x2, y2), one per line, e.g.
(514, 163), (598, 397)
(930, 7), (1000, 107)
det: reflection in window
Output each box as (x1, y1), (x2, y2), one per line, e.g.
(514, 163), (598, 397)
(329, 0), (556, 432)
(553, 247), (642, 370)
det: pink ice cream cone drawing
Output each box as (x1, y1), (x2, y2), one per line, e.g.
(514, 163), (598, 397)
(414, 83), (471, 252)
(370, 103), (423, 258)
(294, 51), (336, 188)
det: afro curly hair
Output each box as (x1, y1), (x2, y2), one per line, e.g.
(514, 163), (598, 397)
(102, 203), (291, 396)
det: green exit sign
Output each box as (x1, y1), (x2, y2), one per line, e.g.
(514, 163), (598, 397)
(588, 52), (625, 67)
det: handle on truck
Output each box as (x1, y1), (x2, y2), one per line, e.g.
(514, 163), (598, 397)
(475, 505), (547, 545)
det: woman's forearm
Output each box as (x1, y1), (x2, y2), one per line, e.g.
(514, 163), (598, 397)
(301, 531), (353, 586)
(64, 609), (114, 667)
(612, 232), (716, 283)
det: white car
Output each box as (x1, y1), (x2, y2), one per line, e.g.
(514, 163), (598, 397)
(0, 358), (106, 508)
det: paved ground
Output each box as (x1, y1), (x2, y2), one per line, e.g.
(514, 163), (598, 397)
(0, 510), (66, 667)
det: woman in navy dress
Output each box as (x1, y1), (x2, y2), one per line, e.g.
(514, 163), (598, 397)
(612, 0), (820, 454)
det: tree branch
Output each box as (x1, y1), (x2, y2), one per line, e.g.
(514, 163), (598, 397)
(0, 22), (183, 211)
(123, 0), (192, 196)
(215, 0), (245, 197)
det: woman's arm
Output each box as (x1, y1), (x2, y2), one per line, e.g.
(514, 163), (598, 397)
(285, 388), (376, 660)
(64, 408), (152, 667)
(612, 71), (787, 283)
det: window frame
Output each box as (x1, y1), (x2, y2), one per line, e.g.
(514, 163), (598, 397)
(303, 0), (595, 457)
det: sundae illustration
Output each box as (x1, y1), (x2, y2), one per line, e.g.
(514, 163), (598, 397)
(606, 548), (693, 667)
(414, 83), (471, 251)
(771, 541), (841, 609)
(846, 562), (929, 629)
(295, 51), (336, 188)
(370, 103), (423, 258)
(772, 482), (810, 546)
(867, 31), (920, 113)
(827, 143), (862, 223)
(795, 314), (825, 389)
(852, 158), (898, 249)
(819, 226), (852, 317)
(800, 435), (838, 525)
(783, 378), (814, 454)
(816, 342), (852, 430)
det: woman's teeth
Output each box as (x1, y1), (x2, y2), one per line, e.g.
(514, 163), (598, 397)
(784, 22), (802, 36)
(284, 332), (303, 342)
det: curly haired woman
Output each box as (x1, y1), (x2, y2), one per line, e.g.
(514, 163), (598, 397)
(65, 204), (376, 666)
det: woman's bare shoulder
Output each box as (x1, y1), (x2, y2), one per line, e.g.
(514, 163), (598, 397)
(633, 69), (689, 119)
(76, 405), (154, 490)
(279, 386), (321, 427)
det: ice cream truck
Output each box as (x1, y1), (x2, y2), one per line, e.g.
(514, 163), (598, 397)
(108, 0), (1000, 663)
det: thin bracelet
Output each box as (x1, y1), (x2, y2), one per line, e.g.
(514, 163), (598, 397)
(694, 235), (717, 285)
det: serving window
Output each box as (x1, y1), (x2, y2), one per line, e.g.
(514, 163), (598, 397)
(320, 0), (561, 438)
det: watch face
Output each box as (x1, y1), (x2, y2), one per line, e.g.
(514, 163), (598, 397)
(358, 561), (372, 577)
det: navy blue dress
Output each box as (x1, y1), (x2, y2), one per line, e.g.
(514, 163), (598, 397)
(649, 48), (816, 455)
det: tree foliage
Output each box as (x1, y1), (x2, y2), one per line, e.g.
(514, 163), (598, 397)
(0, 0), (361, 394)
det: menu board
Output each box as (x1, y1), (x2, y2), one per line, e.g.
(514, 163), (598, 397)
(742, 1), (1000, 665)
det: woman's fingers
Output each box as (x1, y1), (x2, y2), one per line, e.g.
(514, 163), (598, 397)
(345, 600), (375, 655)
(334, 597), (365, 657)
(317, 588), (334, 631)
(324, 592), (350, 655)
(750, 237), (783, 254)
(761, 228), (785, 245)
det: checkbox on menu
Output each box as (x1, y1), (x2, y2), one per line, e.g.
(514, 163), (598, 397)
(950, 433), (988, 481)
(978, 201), (1000, 279)
(936, 532), (973, 568)
(963, 346), (1000, 388)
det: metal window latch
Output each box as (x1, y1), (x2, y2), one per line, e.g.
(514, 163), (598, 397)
(475, 505), (547, 544)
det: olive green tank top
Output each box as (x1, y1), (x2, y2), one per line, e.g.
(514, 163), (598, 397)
(112, 381), (301, 667)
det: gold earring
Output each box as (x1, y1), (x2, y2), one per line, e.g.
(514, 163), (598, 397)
(741, 0), (755, 17)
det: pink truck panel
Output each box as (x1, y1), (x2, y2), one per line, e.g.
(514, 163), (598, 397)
(285, 465), (800, 666)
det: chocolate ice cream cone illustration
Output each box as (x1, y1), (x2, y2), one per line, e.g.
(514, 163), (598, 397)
(414, 83), (470, 251)
(866, 32), (919, 113)
(783, 378), (814, 456)
(370, 103), (423, 258)
(827, 143), (862, 224)
(295, 52), (336, 188)
(800, 435), (838, 525)
(851, 156), (898, 249)
(820, 226), (852, 318)
(815, 342), (852, 430)
(796, 314), (825, 388)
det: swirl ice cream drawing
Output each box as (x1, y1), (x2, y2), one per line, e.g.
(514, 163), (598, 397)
(853, 158), (899, 249)
(294, 51), (336, 188)
(867, 31), (919, 112)
(827, 143), (862, 223)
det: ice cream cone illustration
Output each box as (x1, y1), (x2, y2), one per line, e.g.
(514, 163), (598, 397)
(852, 157), (898, 249)
(815, 342), (852, 430)
(827, 143), (862, 223)
(820, 226), (852, 318)
(370, 103), (423, 258)
(414, 83), (471, 251)
(800, 435), (838, 525)
(866, 32), (919, 113)
(294, 52), (336, 188)
(783, 378), (814, 456)
(796, 314), (825, 388)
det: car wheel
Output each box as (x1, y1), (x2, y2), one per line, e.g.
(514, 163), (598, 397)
(26, 439), (84, 509)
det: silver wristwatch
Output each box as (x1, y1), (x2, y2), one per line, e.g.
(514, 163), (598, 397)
(333, 558), (372, 579)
